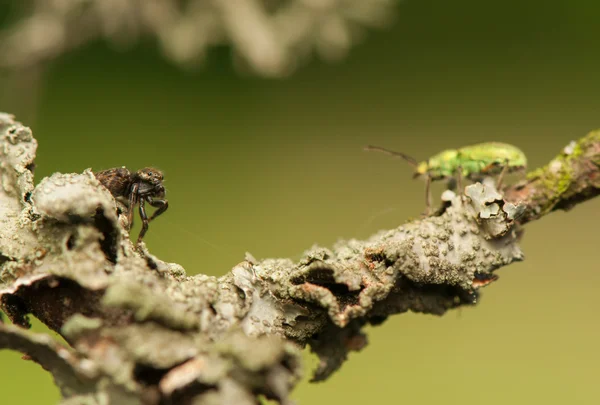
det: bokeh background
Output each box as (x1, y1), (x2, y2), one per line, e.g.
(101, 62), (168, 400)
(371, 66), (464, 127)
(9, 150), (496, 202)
(1, 0), (600, 404)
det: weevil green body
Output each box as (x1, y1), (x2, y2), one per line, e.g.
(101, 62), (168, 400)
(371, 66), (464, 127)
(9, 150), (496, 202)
(364, 142), (527, 215)
(415, 142), (527, 180)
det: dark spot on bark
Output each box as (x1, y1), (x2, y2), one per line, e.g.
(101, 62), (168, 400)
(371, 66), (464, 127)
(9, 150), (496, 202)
(1, 277), (131, 336)
(292, 268), (362, 309)
(145, 255), (158, 270)
(368, 276), (476, 319)
(0, 252), (14, 266)
(133, 362), (216, 405)
(93, 207), (118, 263)
(364, 250), (394, 267)
(66, 234), (76, 250)
(234, 285), (246, 301)
(134, 363), (171, 386)
(0, 294), (31, 328)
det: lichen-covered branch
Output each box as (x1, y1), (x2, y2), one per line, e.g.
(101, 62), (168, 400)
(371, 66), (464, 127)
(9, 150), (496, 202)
(0, 323), (97, 397)
(504, 133), (600, 223)
(0, 112), (598, 404)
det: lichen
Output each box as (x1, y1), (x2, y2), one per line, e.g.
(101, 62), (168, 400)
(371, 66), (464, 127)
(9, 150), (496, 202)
(523, 131), (600, 216)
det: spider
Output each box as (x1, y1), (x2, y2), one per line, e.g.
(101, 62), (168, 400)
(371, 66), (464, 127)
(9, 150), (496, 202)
(94, 167), (168, 245)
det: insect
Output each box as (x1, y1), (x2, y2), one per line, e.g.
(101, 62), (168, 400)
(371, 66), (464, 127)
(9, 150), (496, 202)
(94, 167), (168, 245)
(364, 142), (527, 215)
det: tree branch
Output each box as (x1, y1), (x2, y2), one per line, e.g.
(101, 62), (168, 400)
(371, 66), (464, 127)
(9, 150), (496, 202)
(504, 133), (600, 223)
(0, 112), (598, 404)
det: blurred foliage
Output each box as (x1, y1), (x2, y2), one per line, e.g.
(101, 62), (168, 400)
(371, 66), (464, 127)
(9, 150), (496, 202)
(1, 0), (600, 404)
(0, 0), (396, 76)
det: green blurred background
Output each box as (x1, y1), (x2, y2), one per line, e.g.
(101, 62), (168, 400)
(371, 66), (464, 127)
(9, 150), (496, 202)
(1, 0), (600, 404)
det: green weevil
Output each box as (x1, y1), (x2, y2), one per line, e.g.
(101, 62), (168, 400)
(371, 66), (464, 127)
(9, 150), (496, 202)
(364, 142), (527, 214)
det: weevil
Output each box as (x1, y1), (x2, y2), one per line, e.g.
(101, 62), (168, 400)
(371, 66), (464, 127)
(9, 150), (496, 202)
(94, 167), (168, 245)
(364, 142), (527, 215)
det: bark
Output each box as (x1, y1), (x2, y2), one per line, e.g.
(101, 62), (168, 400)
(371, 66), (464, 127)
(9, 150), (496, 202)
(0, 112), (598, 404)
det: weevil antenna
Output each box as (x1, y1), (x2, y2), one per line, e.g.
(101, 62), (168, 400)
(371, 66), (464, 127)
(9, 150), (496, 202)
(364, 145), (419, 167)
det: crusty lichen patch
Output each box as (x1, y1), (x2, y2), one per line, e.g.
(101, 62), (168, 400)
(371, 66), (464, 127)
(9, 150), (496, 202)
(0, 113), (39, 267)
(0, 114), (303, 404)
(224, 181), (526, 379)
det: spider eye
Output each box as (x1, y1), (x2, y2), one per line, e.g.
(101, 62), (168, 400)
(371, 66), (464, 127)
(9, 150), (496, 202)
(147, 171), (153, 176)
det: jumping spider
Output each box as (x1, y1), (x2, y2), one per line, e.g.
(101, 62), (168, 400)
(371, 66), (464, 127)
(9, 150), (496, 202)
(94, 167), (168, 245)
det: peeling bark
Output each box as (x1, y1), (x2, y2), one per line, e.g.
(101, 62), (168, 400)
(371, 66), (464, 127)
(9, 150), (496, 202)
(0, 112), (598, 404)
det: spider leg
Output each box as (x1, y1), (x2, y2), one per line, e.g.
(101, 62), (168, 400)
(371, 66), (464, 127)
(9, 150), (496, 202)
(127, 183), (139, 230)
(137, 198), (149, 245)
(148, 198), (168, 221)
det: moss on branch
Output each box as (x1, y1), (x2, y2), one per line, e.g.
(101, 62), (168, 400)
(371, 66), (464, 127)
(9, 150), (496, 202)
(505, 130), (600, 222)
